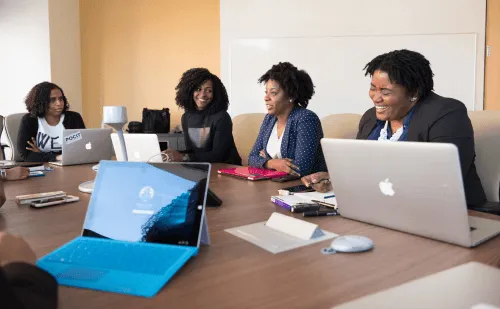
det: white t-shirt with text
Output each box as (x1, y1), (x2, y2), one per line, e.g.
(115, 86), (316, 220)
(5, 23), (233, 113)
(36, 114), (65, 152)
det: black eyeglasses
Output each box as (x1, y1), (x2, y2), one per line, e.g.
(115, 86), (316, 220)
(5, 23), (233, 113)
(49, 96), (66, 103)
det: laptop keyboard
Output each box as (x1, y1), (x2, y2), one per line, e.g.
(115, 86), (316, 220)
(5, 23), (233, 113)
(44, 238), (193, 275)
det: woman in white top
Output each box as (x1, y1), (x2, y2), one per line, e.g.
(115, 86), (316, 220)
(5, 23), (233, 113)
(17, 82), (85, 162)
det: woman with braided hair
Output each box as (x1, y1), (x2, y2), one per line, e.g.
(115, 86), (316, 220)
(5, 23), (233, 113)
(163, 68), (241, 165)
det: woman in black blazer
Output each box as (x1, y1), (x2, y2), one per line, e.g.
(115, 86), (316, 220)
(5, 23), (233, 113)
(17, 82), (85, 162)
(302, 49), (486, 207)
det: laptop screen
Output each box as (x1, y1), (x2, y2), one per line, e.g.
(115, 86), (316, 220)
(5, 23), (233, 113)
(82, 161), (210, 247)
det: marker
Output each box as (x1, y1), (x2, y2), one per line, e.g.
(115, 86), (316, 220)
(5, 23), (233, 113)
(303, 210), (338, 217)
(324, 195), (335, 199)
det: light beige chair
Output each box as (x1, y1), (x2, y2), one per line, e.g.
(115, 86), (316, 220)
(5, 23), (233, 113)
(321, 113), (361, 139)
(5, 113), (26, 161)
(232, 113), (266, 165)
(468, 110), (500, 203)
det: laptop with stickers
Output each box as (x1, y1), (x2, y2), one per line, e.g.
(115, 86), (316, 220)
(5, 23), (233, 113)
(50, 129), (114, 166)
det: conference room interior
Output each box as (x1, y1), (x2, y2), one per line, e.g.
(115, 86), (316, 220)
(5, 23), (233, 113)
(1, 0), (500, 308)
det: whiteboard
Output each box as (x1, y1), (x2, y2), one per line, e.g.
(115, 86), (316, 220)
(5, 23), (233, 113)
(228, 34), (477, 118)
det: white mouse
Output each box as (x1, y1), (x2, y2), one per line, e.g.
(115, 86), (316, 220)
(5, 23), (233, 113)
(330, 235), (374, 253)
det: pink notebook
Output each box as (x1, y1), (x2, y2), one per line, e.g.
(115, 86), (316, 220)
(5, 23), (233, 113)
(217, 167), (288, 181)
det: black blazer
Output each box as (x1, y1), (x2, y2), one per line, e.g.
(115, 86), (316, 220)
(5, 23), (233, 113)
(357, 92), (486, 207)
(17, 111), (86, 162)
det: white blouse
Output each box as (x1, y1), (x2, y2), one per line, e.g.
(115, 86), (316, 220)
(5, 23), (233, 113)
(266, 122), (283, 159)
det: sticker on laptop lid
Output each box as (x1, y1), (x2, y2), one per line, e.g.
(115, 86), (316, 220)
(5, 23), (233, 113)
(64, 131), (82, 145)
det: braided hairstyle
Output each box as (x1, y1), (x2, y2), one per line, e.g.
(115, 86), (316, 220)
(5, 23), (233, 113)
(258, 62), (315, 108)
(364, 49), (434, 100)
(24, 82), (69, 117)
(175, 68), (229, 114)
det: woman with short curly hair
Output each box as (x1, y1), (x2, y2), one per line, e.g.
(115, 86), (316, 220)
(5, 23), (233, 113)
(248, 62), (326, 176)
(17, 82), (85, 162)
(163, 68), (241, 165)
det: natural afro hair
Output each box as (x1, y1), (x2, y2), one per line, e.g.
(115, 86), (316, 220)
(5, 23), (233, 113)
(364, 49), (434, 100)
(175, 68), (229, 114)
(258, 62), (315, 108)
(24, 82), (69, 117)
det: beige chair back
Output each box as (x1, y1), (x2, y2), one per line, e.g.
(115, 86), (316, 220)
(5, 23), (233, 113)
(5, 113), (25, 161)
(468, 111), (500, 202)
(232, 113), (266, 165)
(321, 113), (361, 139)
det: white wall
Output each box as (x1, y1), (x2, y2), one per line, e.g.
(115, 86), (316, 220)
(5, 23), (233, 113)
(221, 0), (487, 116)
(0, 0), (81, 159)
(0, 0), (51, 116)
(49, 0), (82, 114)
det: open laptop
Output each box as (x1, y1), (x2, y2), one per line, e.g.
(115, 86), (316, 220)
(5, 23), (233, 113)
(111, 133), (163, 162)
(111, 133), (222, 207)
(218, 167), (287, 180)
(321, 139), (500, 248)
(332, 262), (500, 309)
(37, 161), (211, 297)
(50, 128), (114, 166)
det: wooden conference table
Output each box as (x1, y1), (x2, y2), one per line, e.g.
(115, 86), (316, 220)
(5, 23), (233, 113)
(1, 163), (500, 309)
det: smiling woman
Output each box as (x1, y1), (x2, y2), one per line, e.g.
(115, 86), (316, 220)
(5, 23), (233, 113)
(17, 82), (86, 162)
(162, 68), (241, 165)
(302, 49), (486, 207)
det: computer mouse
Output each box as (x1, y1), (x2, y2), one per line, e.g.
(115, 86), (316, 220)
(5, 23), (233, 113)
(92, 164), (99, 172)
(330, 235), (374, 253)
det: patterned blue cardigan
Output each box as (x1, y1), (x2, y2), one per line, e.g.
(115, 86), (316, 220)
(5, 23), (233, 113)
(248, 107), (327, 176)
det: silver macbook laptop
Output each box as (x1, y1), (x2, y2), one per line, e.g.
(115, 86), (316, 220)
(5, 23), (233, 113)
(321, 138), (500, 247)
(51, 128), (114, 166)
(332, 262), (500, 309)
(111, 133), (163, 162)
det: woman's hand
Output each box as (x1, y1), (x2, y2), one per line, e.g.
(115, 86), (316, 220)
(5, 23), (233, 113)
(266, 158), (300, 176)
(26, 137), (40, 153)
(162, 149), (184, 162)
(5, 167), (29, 181)
(0, 232), (37, 266)
(301, 172), (332, 192)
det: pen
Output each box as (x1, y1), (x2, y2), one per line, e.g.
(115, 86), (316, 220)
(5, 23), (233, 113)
(311, 199), (337, 210)
(303, 210), (338, 217)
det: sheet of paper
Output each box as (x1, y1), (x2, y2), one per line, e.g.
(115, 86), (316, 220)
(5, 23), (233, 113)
(225, 221), (337, 254)
(294, 190), (336, 203)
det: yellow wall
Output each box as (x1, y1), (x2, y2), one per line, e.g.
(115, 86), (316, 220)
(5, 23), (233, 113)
(80, 0), (220, 129)
(485, 0), (500, 110)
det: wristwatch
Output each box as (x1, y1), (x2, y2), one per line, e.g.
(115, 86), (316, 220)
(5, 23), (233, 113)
(182, 154), (190, 162)
(0, 169), (7, 181)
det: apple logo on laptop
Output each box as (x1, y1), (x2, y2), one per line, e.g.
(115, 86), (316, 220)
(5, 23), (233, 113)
(379, 178), (395, 196)
(134, 151), (141, 159)
(85, 142), (92, 150)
